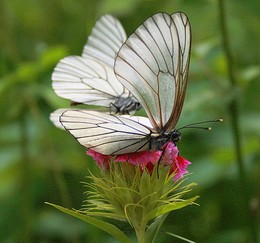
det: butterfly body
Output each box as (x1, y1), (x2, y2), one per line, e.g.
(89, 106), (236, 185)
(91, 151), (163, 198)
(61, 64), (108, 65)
(111, 96), (141, 114)
(149, 129), (181, 150)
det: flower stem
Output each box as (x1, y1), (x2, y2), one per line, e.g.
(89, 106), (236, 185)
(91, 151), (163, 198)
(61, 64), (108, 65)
(218, 1), (258, 242)
(135, 224), (146, 243)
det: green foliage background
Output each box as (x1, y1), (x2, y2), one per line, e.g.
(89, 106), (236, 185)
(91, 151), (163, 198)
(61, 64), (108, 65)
(0, 0), (259, 242)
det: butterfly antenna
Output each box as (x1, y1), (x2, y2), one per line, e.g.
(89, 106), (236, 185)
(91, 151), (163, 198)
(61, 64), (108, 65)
(177, 118), (223, 131)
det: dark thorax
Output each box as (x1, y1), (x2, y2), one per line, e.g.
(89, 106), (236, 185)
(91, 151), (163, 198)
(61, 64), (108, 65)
(111, 96), (141, 114)
(149, 129), (181, 150)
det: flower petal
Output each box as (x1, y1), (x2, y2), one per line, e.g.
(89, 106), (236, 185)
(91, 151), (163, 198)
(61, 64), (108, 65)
(115, 151), (162, 165)
(162, 142), (179, 165)
(87, 149), (111, 168)
(172, 155), (191, 181)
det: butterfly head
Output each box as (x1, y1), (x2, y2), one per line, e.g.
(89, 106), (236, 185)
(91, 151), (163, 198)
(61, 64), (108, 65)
(170, 130), (181, 143)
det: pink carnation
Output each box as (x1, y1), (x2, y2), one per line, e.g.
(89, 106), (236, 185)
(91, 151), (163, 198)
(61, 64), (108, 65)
(86, 142), (191, 181)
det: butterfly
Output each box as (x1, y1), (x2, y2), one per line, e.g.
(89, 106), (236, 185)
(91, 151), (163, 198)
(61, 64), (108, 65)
(59, 12), (191, 155)
(52, 15), (141, 115)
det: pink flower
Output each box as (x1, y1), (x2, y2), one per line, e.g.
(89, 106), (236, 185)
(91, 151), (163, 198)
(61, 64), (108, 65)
(86, 141), (191, 181)
(87, 149), (111, 169)
(115, 150), (162, 166)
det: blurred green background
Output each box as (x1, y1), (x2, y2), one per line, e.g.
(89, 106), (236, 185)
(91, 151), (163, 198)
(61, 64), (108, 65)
(0, 0), (259, 242)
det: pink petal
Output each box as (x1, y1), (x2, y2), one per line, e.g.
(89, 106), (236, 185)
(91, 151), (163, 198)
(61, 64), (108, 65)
(86, 144), (191, 181)
(87, 149), (111, 168)
(162, 142), (179, 165)
(115, 150), (162, 165)
(172, 155), (191, 181)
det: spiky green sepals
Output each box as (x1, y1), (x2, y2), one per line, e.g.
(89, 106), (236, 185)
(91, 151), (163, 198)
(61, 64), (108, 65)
(47, 162), (198, 243)
(82, 162), (198, 242)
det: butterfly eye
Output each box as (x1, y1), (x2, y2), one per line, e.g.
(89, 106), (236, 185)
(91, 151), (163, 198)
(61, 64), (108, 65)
(171, 130), (181, 143)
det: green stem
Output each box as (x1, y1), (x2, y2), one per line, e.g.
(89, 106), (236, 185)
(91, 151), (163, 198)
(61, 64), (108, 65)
(218, 1), (258, 242)
(19, 114), (32, 243)
(132, 210), (146, 243)
(135, 224), (146, 243)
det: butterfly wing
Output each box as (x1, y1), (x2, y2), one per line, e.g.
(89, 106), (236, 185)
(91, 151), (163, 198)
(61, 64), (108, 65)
(60, 110), (153, 155)
(52, 15), (138, 109)
(114, 12), (191, 131)
(50, 109), (68, 129)
(52, 56), (130, 107)
(83, 15), (127, 68)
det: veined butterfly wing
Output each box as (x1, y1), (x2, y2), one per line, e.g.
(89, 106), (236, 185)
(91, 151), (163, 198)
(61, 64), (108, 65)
(115, 12), (191, 131)
(50, 109), (68, 129)
(60, 110), (154, 155)
(83, 15), (127, 68)
(52, 15), (140, 114)
(52, 57), (129, 106)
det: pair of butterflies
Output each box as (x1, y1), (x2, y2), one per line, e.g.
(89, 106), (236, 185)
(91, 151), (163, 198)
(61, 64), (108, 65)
(51, 12), (191, 155)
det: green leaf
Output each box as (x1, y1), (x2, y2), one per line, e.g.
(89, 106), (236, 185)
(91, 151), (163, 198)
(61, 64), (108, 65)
(46, 202), (132, 243)
(145, 214), (168, 243)
(144, 196), (199, 223)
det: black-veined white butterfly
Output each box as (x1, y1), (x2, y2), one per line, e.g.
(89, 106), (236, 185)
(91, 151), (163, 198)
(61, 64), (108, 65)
(59, 12), (191, 155)
(52, 15), (141, 115)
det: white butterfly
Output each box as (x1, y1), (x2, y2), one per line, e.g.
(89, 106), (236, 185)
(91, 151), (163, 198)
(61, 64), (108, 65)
(52, 15), (141, 115)
(59, 12), (191, 155)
